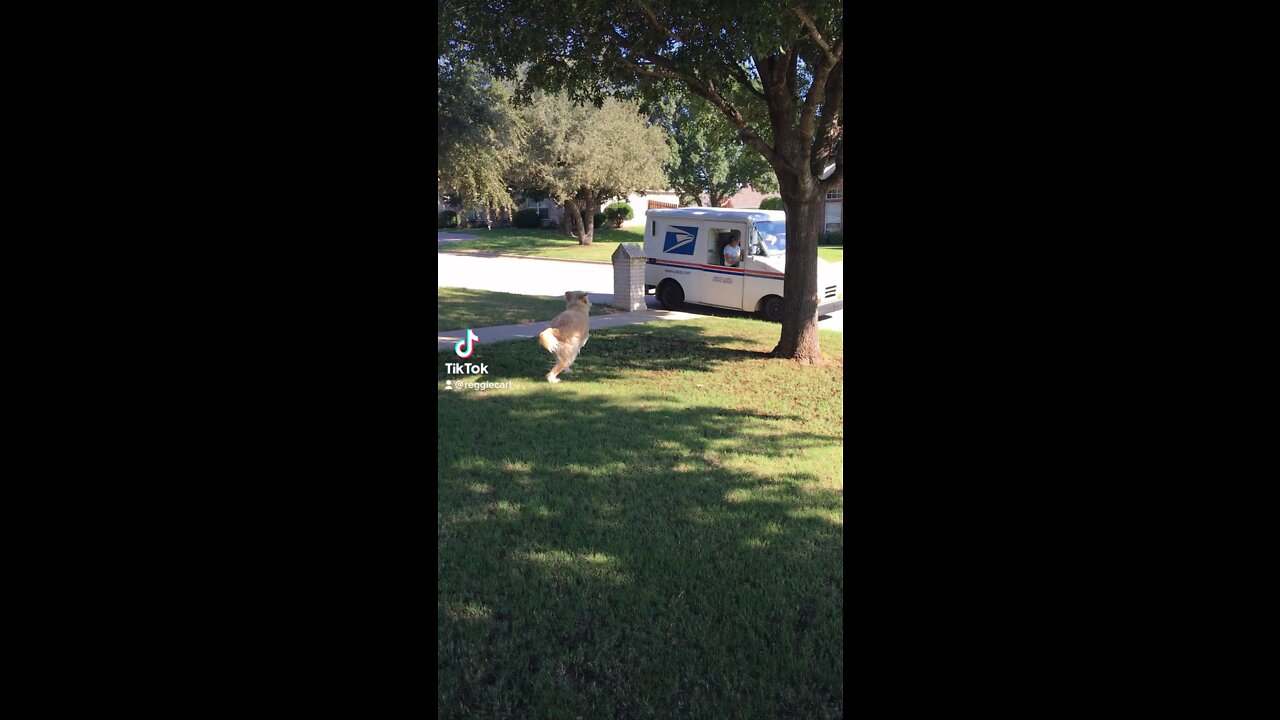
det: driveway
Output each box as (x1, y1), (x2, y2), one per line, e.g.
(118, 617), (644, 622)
(438, 251), (844, 331)
(438, 231), (480, 243)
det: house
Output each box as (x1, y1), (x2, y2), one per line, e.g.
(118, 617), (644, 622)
(718, 186), (769, 209)
(514, 189), (681, 228)
(821, 180), (843, 234)
(517, 197), (563, 226)
(436, 196), (511, 228)
(722, 180), (843, 234)
(610, 190), (681, 227)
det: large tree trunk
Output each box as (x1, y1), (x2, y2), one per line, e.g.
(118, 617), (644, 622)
(562, 199), (582, 237)
(569, 189), (595, 245)
(773, 183), (824, 364)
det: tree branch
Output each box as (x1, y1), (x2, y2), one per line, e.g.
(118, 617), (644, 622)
(794, 7), (839, 66)
(811, 62), (843, 173)
(620, 51), (790, 174)
(635, 0), (681, 45)
(619, 55), (684, 81)
(753, 51), (800, 170)
(726, 60), (766, 102)
(798, 49), (836, 158)
(786, 44), (798, 99)
(612, 19), (792, 176)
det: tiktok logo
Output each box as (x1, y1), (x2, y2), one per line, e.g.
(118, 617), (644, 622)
(454, 329), (479, 358)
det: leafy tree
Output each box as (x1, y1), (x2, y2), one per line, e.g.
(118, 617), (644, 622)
(604, 201), (635, 227)
(759, 196), (784, 210)
(437, 56), (521, 222)
(659, 94), (778, 207)
(446, 0), (843, 362)
(506, 90), (667, 245)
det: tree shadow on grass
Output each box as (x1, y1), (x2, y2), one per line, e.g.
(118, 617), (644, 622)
(438, 391), (844, 719)
(455, 322), (778, 385)
(669, 302), (842, 325)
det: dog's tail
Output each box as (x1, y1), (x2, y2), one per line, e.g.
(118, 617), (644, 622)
(538, 327), (559, 354)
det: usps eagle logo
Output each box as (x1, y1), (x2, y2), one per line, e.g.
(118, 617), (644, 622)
(662, 225), (698, 255)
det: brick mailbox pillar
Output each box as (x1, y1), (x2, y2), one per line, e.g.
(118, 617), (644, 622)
(611, 243), (648, 312)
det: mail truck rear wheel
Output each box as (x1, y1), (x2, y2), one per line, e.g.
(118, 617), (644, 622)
(761, 295), (784, 322)
(658, 280), (684, 309)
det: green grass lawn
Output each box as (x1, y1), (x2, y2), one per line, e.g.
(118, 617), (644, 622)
(817, 246), (843, 263)
(440, 226), (646, 262)
(438, 317), (843, 718)
(439, 288), (620, 331)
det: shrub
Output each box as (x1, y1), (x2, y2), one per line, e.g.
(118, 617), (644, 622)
(439, 210), (459, 228)
(513, 209), (541, 228)
(759, 196), (784, 211)
(820, 230), (843, 246)
(604, 202), (634, 228)
(594, 212), (607, 229)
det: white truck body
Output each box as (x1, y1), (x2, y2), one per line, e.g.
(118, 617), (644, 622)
(642, 208), (843, 320)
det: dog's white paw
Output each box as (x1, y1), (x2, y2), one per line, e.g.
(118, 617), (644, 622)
(546, 373), (561, 384)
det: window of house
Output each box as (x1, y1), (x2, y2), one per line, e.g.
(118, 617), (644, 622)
(824, 201), (842, 234)
(825, 187), (843, 201)
(529, 198), (551, 219)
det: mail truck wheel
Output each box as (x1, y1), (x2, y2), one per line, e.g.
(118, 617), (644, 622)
(658, 280), (684, 309)
(761, 295), (784, 322)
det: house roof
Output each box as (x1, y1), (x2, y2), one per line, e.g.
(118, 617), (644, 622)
(724, 187), (769, 208)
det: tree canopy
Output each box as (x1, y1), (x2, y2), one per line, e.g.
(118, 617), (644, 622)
(443, 1), (842, 190)
(437, 57), (522, 215)
(509, 90), (669, 244)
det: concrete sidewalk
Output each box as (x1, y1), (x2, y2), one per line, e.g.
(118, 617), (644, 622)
(439, 308), (704, 353)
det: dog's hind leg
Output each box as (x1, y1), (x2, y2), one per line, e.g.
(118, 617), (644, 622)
(547, 358), (567, 383)
(560, 346), (582, 373)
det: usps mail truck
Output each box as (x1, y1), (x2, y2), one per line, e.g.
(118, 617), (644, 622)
(643, 207), (843, 321)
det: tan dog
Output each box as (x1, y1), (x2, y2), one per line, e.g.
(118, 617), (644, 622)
(538, 291), (591, 383)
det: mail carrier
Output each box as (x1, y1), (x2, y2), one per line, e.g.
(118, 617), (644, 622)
(643, 208), (844, 321)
